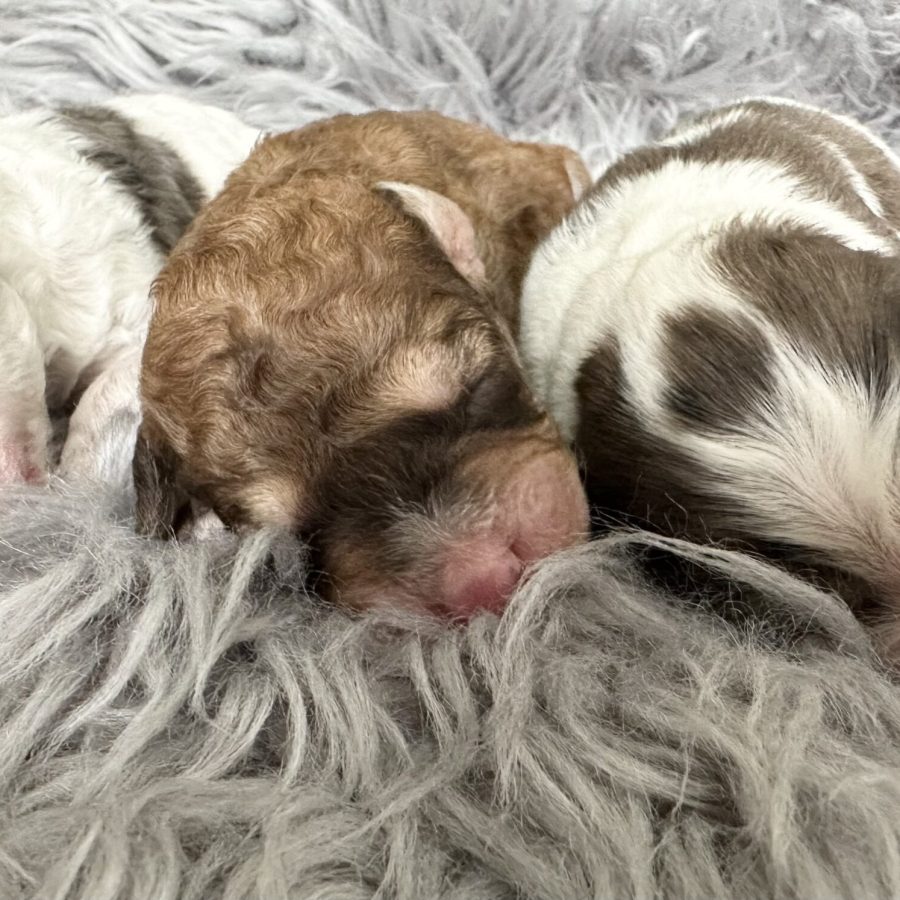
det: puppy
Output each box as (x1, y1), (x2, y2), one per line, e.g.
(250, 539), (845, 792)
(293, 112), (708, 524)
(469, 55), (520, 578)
(135, 110), (591, 618)
(0, 93), (260, 485)
(520, 97), (900, 656)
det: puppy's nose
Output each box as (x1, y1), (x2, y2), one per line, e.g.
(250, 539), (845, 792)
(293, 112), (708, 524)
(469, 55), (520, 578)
(437, 449), (589, 620)
(440, 545), (524, 620)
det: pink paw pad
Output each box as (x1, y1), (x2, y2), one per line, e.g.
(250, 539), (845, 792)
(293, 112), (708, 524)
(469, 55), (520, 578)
(0, 440), (46, 484)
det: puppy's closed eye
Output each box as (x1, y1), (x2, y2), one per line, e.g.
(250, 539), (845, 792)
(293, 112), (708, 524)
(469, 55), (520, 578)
(463, 366), (541, 432)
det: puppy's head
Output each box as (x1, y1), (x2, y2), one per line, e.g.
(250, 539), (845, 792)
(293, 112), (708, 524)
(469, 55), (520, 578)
(136, 173), (587, 618)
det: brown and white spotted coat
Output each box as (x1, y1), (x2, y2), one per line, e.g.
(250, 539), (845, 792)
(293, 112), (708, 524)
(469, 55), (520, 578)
(520, 97), (900, 658)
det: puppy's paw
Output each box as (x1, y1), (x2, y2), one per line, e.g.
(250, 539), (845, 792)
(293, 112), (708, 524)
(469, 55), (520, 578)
(57, 358), (142, 489)
(177, 507), (227, 542)
(57, 411), (139, 488)
(0, 437), (47, 485)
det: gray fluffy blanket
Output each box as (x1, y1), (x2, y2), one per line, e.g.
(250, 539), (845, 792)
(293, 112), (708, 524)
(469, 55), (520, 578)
(2, 2), (900, 898)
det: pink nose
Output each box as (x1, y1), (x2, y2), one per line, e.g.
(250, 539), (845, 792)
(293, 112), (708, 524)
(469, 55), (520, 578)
(443, 547), (524, 620)
(438, 449), (589, 620)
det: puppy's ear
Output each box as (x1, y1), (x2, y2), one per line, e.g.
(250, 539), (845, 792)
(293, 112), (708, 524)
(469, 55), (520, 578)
(132, 427), (190, 539)
(504, 146), (591, 260)
(557, 147), (592, 202)
(375, 181), (486, 286)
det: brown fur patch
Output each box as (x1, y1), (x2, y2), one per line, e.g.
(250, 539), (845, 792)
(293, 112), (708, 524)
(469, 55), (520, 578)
(738, 100), (900, 229)
(662, 305), (775, 433)
(712, 225), (900, 410)
(225, 111), (589, 330)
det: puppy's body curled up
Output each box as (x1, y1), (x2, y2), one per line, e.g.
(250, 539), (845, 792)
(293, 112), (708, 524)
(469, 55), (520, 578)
(520, 97), (900, 656)
(136, 110), (591, 618)
(0, 94), (260, 484)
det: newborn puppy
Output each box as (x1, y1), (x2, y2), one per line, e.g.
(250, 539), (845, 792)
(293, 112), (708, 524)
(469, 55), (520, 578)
(135, 110), (591, 618)
(520, 97), (900, 654)
(0, 94), (260, 484)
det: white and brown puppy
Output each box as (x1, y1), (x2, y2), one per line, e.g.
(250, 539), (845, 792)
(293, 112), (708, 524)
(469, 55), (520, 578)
(520, 97), (900, 655)
(0, 94), (260, 485)
(135, 111), (591, 619)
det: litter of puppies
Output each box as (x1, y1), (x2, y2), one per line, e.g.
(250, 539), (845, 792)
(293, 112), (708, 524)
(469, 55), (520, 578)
(3, 92), (900, 652)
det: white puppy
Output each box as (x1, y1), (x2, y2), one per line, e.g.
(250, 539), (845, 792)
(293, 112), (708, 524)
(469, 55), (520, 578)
(520, 97), (900, 655)
(0, 94), (261, 485)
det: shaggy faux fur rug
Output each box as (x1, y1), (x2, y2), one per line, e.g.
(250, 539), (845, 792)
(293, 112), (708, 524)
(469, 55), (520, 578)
(3, 2), (900, 898)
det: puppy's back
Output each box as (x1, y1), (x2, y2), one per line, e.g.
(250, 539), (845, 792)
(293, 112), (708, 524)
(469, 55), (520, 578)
(520, 98), (900, 638)
(522, 98), (900, 438)
(101, 94), (262, 200)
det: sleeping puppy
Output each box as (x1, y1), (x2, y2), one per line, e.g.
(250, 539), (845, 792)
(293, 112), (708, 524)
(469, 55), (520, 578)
(519, 96), (900, 658)
(0, 94), (260, 485)
(135, 110), (591, 619)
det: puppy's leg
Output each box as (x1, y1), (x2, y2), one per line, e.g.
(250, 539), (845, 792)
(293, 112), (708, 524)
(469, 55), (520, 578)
(58, 344), (142, 487)
(0, 282), (50, 483)
(177, 501), (227, 541)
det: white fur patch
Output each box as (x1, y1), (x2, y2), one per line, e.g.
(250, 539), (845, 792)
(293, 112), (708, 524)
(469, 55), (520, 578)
(0, 279), (50, 480)
(0, 96), (258, 484)
(820, 136), (887, 218)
